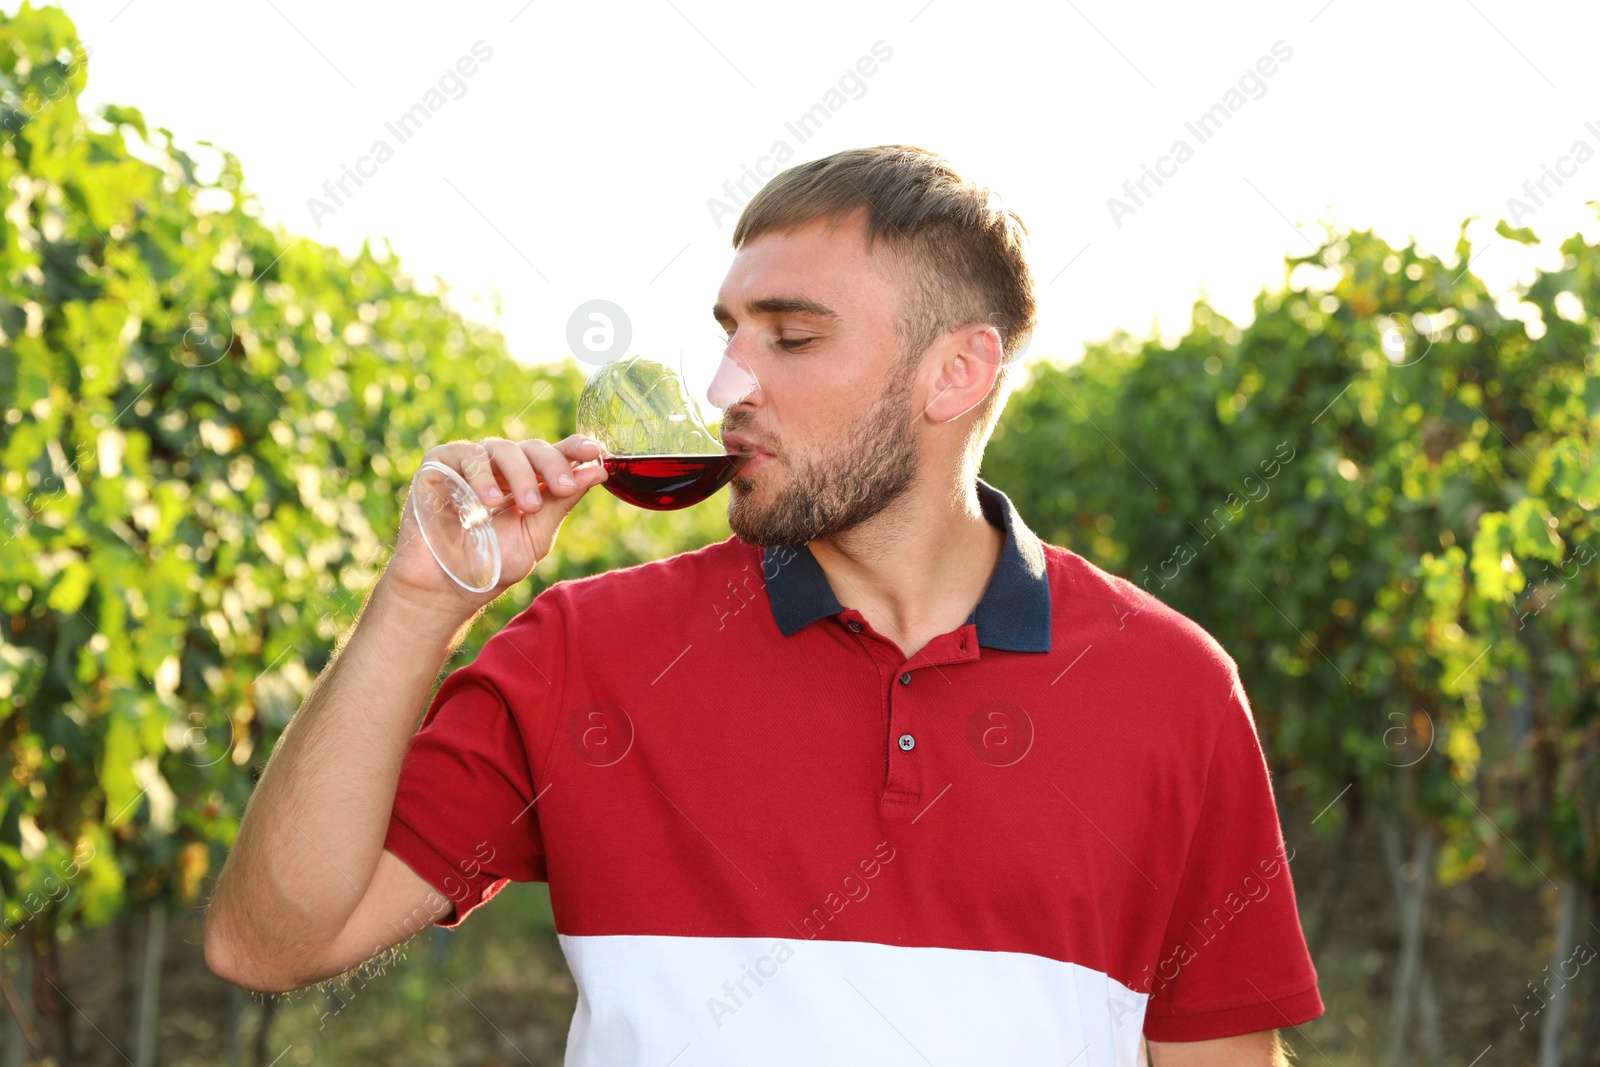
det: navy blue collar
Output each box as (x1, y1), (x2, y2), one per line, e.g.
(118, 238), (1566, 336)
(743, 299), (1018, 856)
(762, 478), (1052, 652)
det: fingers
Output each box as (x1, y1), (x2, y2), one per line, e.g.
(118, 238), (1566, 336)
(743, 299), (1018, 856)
(485, 438), (543, 510)
(447, 440), (512, 509)
(422, 436), (607, 515)
(522, 435), (607, 500)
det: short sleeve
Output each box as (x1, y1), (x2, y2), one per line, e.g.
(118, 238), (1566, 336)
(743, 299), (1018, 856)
(1141, 668), (1324, 1042)
(382, 591), (564, 928)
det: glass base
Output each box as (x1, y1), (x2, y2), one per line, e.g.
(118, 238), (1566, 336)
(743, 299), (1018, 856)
(411, 460), (501, 594)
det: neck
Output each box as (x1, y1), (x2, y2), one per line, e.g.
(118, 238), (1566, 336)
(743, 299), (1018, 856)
(807, 464), (1004, 662)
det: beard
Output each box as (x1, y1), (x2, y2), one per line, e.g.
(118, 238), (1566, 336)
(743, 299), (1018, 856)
(724, 353), (921, 547)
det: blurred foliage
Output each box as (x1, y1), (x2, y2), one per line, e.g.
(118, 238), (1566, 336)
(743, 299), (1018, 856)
(986, 217), (1600, 889)
(0, 2), (730, 952)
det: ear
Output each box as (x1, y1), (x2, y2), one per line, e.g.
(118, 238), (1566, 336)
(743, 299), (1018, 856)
(917, 324), (1004, 424)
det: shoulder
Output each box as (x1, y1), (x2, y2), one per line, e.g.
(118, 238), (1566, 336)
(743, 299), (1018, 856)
(509, 536), (760, 629)
(563, 534), (757, 599)
(468, 537), (761, 684)
(1041, 540), (1242, 702)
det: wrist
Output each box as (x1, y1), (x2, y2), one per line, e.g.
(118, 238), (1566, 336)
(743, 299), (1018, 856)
(366, 571), (482, 650)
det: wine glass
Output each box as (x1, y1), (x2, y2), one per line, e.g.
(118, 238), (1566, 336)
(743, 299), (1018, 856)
(410, 350), (759, 593)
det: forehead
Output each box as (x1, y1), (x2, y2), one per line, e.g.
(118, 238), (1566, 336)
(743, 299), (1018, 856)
(715, 213), (901, 319)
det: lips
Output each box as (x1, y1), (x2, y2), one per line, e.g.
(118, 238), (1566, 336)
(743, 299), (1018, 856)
(722, 431), (773, 458)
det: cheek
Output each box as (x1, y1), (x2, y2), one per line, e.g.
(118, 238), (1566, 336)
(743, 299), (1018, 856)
(760, 344), (900, 450)
(764, 372), (848, 443)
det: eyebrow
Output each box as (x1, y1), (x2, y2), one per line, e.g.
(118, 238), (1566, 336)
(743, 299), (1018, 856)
(711, 296), (840, 325)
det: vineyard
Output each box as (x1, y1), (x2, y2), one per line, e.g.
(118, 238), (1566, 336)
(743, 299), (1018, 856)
(2, 3), (1599, 1065)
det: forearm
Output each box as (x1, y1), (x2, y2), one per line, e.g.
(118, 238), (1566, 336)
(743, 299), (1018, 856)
(205, 574), (473, 979)
(1145, 1030), (1288, 1066)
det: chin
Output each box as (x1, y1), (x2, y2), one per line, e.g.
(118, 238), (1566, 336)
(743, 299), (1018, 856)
(729, 465), (775, 495)
(726, 497), (774, 546)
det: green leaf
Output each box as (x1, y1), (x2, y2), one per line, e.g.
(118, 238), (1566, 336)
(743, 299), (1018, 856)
(100, 713), (142, 827)
(100, 103), (148, 141)
(1506, 497), (1562, 563)
(1470, 514), (1520, 602)
(46, 559), (93, 612)
(1548, 439), (1600, 510)
(1495, 219), (1540, 245)
(73, 824), (124, 927)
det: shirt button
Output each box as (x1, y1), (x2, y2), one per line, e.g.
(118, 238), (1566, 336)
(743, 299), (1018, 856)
(898, 733), (915, 751)
(847, 620), (863, 633)
(899, 672), (912, 686)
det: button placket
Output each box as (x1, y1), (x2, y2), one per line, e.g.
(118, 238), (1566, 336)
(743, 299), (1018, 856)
(884, 660), (921, 804)
(876, 631), (979, 815)
(894, 671), (914, 754)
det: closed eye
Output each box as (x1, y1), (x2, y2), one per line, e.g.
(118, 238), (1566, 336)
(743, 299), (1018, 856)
(720, 333), (815, 351)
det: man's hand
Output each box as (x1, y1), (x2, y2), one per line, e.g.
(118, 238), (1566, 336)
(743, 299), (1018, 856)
(388, 434), (609, 622)
(1145, 1029), (1290, 1066)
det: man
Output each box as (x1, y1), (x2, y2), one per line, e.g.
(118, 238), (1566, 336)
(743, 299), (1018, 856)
(205, 146), (1323, 1066)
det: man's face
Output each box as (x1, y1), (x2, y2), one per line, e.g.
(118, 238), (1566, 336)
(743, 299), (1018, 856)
(712, 212), (924, 547)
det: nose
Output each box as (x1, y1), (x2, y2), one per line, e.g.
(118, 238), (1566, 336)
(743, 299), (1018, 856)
(707, 346), (761, 409)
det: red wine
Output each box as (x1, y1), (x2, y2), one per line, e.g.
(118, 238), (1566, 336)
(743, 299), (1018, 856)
(600, 453), (751, 510)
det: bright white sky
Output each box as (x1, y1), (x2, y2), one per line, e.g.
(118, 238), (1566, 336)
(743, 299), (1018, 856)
(48, 0), (1600, 392)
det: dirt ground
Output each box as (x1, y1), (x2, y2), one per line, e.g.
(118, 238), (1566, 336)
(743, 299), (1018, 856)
(15, 797), (1592, 1066)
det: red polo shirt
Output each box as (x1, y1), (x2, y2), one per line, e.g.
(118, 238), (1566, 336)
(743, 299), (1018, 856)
(383, 478), (1323, 1064)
